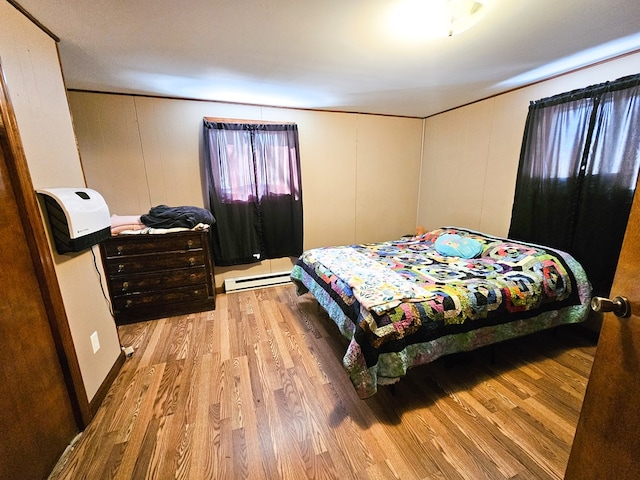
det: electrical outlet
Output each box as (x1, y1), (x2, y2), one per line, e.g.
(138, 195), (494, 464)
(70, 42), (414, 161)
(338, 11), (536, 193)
(90, 331), (100, 353)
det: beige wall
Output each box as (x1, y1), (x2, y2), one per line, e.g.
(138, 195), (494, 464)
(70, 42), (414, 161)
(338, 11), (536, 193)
(0, 1), (121, 401)
(68, 93), (424, 287)
(418, 51), (640, 237)
(3, 0), (635, 407)
(58, 7), (640, 299)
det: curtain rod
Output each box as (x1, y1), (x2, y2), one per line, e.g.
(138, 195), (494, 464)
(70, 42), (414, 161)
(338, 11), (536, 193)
(203, 117), (295, 125)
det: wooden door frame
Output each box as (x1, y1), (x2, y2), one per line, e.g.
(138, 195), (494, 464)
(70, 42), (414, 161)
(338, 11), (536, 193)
(0, 63), (91, 428)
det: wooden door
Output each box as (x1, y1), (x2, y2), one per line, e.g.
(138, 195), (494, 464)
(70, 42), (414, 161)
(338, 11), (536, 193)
(0, 79), (79, 477)
(565, 180), (640, 478)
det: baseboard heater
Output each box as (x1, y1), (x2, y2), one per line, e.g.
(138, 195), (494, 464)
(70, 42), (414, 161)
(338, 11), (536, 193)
(224, 271), (292, 293)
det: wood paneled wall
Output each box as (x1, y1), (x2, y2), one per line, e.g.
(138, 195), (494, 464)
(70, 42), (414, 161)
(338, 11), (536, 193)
(1, 0), (121, 403)
(68, 51), (640, 290)
(68, 92), (424, 287)
(418, 51), (640, 238)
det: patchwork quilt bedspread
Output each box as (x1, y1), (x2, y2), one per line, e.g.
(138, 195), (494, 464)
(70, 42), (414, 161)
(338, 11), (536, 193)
(291, 227), (592, 398)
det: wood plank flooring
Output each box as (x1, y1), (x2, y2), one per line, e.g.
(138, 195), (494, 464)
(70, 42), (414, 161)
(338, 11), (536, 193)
(49, 285), (597, 479)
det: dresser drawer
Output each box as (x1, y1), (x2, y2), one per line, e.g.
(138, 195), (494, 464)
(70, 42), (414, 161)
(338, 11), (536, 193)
(104, 250), (206, 275)
(102, 232), (204, 257)
(99, 230), (216, 324)
(107, 266), (209, 293)
(111, 284), (210, 312)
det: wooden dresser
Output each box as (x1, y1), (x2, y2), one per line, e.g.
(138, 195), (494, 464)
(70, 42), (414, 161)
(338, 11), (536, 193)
(100, 230), (216, 324)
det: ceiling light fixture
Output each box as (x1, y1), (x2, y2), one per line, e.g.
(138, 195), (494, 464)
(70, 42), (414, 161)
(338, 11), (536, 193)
(388, 0), (490, 40)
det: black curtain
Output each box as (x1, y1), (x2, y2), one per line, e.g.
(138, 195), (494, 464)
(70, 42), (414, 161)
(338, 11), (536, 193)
(509, 74), (640, 296)
(203, 121), (303, 266)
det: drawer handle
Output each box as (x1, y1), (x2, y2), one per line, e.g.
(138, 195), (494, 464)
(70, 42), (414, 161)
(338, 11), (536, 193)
(189, 257), (195, 266)
(117, 246), (123, 255)
(122, 281), (129, 292)
(117, 264), (125, 273)
(187, 240), (194, 249)
(125, 300), (133, 309)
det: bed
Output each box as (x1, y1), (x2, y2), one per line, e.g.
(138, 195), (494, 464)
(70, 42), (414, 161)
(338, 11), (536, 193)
(290, 227), (592, 398)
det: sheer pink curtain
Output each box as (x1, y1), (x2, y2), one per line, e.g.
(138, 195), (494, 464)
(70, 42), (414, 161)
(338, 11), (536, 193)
(203, 121), (303, 266)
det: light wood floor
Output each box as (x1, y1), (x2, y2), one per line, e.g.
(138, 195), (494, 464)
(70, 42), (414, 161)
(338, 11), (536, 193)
(50, 285), (596, 480)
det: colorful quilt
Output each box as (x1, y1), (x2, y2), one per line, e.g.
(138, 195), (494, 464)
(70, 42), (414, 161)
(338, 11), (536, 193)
(291, 227), (592, 398)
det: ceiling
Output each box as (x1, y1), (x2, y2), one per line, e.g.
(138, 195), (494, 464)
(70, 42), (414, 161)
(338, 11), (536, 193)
(14, 0), (640, 118)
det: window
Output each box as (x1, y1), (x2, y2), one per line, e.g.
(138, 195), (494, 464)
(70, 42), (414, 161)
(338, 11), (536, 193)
(203, 120), (303, 266)
(509, 74), (640, 296)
